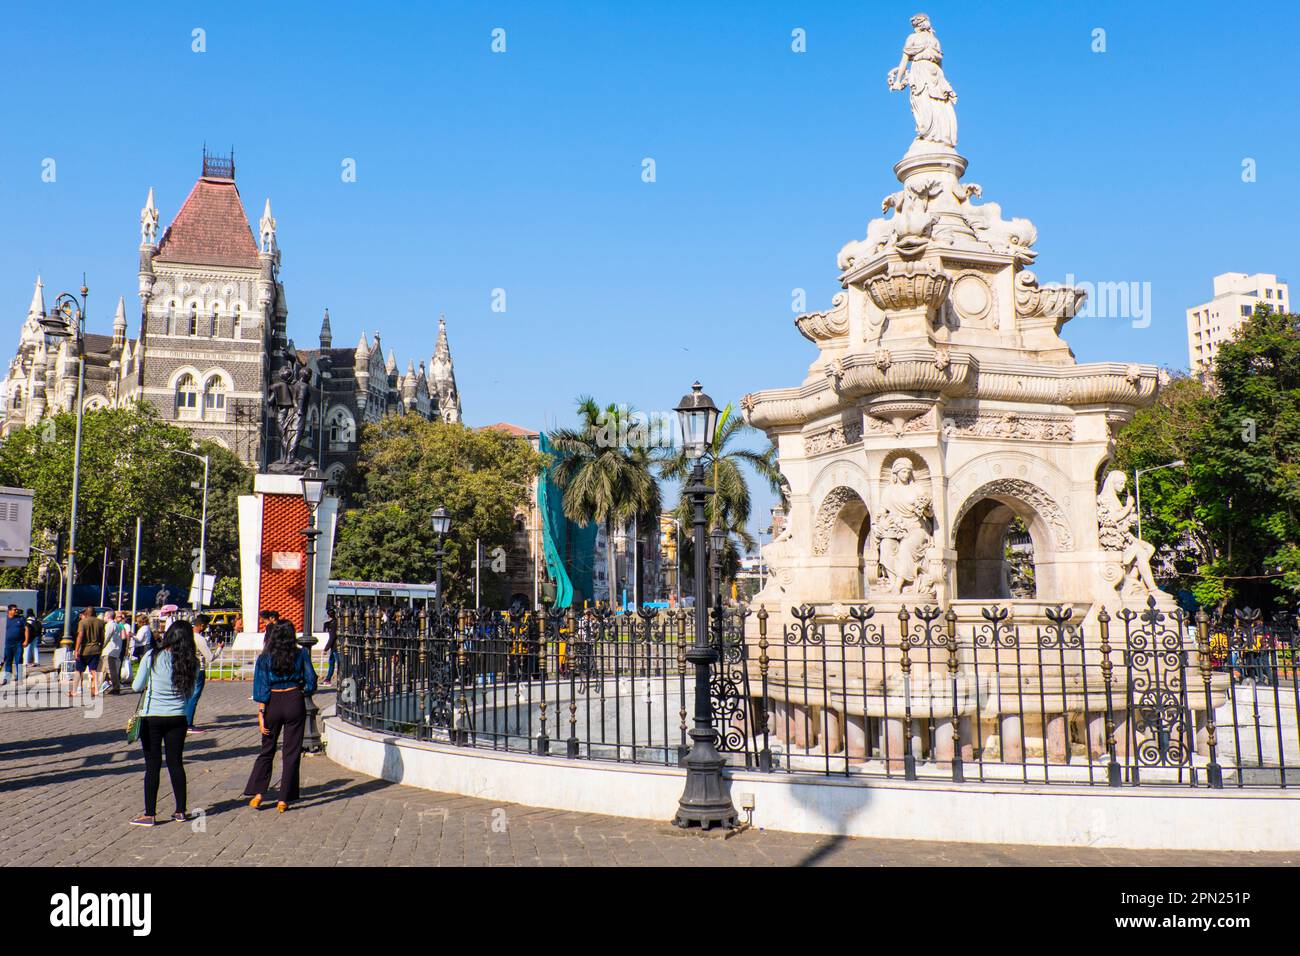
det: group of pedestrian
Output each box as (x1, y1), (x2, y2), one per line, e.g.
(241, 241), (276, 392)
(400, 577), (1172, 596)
(129, 607), (319, 826)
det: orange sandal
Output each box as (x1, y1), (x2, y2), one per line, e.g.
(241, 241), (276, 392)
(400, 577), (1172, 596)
(249, 794), (263, 809)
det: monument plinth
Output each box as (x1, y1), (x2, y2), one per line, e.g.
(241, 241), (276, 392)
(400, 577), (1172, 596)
(234, 472), (338, 648)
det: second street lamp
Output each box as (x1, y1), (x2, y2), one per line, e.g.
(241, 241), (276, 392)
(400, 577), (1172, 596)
(299, 465), (328, 752)
(432, 507), (451, 618)
(672, 382), (737, 830)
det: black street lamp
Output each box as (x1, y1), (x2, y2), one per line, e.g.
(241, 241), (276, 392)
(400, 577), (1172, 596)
(710, 526), (727, 648)
(432, 507), (451, 618)
(672, 382), (737, 830)
(299, 465), (328, 753)
(40, 285), (88, 654)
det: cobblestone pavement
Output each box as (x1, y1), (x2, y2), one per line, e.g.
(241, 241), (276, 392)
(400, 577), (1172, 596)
(1, 676), (1294, 867)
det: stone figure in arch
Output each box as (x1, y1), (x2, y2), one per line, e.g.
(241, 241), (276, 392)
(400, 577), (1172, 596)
(872, 459), (935, 594)
(887, 13), (958, 148)
(1096, 470), (1158, 594)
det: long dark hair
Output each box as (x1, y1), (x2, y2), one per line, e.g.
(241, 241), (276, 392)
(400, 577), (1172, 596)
(264, 620), (301, 676)
(159, 620), (199, 699)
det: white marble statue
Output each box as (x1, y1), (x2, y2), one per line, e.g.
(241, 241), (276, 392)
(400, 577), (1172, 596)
(888, 13), (958, 148)
(872, 459), (935, 594)
(1096, 470), (1158, 594)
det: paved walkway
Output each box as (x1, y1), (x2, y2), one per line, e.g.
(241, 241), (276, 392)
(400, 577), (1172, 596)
(1, 675), (1294, 866)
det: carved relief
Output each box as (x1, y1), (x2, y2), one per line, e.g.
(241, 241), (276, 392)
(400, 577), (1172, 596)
(805, 419), (864, 456)
(1014, 270), (1086, 322)
(1097, 470), (1158, 595)
(942, 410), (1073, 441)
(863, 406), (935, 436)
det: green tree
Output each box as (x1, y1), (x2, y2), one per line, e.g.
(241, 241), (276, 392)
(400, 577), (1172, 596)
(1114, 306), (1300, 609)
(549, 397), (661, 605)
(0, 404), (251, 605)
(332, 417), (543, 606)
(659, 402), (781, 582)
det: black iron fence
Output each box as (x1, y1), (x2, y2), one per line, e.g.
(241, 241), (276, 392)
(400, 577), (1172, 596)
(332, 598), (1300, 790)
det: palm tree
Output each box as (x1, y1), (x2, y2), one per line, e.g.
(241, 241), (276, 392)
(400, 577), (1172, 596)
(549, 396), (661, 607)
(660, 402), (782, 585)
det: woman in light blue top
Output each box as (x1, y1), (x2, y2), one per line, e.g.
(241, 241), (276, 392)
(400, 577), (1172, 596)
(129, 621), (199, 827)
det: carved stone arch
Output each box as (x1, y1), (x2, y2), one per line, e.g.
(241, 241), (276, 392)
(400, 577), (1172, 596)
(952, 478), (1072, 551)
(812, 485), (872, 601)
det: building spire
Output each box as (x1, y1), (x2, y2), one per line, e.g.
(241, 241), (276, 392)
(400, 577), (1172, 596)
(27, 274), (45, 322)
(385, 348), (398, 375)
(259, 198), (276, 254)
(140, 188), (159, 245)
(356, 330), (370, 358)
(320, 308), (333, 348)
(113, 296), (127, 349)
(430, 313), (462, 423)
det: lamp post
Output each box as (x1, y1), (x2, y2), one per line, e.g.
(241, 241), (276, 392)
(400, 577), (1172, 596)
(168, 448), (210, 609)
(432, 507), (451, 618)
(40, 286), (88, 655)
(710, 526), (726, 650)
(299, 465), (328, 753)
(1135, 460), (1185, 543)
(672, 382), (737, 830)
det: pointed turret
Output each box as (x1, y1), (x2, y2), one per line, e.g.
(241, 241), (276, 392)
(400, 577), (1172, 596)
(386, 349), (398, 375)
(429, 314), (461, 422)
(113, 296), (127, 350)
(27, 275), (45, 323)
(320, 309), (333, 348)
(140, 187), (159, 246)
(259, 198), (276, 254)
(355, 331), (370, 360)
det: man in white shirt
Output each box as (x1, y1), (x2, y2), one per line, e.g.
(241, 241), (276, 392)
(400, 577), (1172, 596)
(101, 611), (125, 695)
(186, 613), (214, 734)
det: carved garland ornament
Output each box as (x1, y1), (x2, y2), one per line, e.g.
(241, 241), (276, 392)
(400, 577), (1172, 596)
(952, 478), (1075, 551)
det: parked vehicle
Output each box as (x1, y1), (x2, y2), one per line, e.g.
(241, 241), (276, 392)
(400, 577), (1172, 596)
(41, 606), (113, 646)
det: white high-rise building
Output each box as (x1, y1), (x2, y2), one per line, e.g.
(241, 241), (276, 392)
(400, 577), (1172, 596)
(1186, 272), (1288, 376)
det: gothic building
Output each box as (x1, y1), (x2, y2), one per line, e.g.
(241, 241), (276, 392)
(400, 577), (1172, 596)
(2, 151), (463, 484)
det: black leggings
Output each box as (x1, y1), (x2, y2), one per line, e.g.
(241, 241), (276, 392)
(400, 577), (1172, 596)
(244, 688), (306, 802)
(139, 715), (188, 816)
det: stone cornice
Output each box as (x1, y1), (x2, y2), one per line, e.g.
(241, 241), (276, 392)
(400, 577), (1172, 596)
(742, 348), (1161, 431)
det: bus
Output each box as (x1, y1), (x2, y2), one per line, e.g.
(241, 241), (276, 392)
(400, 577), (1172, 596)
(327, 579), (439, 612)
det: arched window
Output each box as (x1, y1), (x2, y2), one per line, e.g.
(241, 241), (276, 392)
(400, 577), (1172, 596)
(187, 304), (198, 336)
(326, 407), (356, 450)
(166, 301), (177, 336)
(203, 375), (227, 419)
(175, 373), (200, 418)
(232, 305), (242, 340)
(304, 406), (320, 448)
(11, 387), (21, 410)
(211, 305), (220, 337)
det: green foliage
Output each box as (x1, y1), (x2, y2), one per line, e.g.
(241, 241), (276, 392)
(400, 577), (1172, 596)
(332, 417), (543, 606)
(211, 576), (241, 610)
(549, 397), (662, 602)
(659, 402), (779, 581)
(1113, 306), (1300, 609)
(0, 403), (251, 599)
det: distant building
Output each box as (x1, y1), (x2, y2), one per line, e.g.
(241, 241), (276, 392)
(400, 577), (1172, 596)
(1186, 272), (1288, 377)
(2, 150), (463, 486)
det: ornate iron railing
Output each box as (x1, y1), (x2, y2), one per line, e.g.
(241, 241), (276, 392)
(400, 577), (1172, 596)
(332, 598), (1300, 789)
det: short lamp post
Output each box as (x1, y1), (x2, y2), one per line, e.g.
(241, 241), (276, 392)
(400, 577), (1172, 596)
(672, 382), (737, 830)
(299, 465), (328, 753)
(39, 286), (88, 653)
(432, 507), (451, 619)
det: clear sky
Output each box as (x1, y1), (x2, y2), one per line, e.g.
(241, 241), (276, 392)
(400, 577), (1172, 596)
(3, 1), (1297, 539)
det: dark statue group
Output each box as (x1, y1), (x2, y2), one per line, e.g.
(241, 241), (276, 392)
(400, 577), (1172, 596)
(267, 346), (314, 473)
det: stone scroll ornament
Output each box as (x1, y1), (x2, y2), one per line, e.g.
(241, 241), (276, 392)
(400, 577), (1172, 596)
(887, 13), (958, 148)
(870, 459), (936, 595)
(1096, 470), (1158, 595)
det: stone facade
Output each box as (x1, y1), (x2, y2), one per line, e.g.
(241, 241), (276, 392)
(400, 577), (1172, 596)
(2, 152), (464, 485)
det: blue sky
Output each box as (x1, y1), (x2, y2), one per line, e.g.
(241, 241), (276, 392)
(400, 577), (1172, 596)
(3, 1), (1297, 538)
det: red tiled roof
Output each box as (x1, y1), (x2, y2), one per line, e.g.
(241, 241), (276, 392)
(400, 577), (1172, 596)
(154, 177), (261, 269)
(480, 422), (538, 438)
